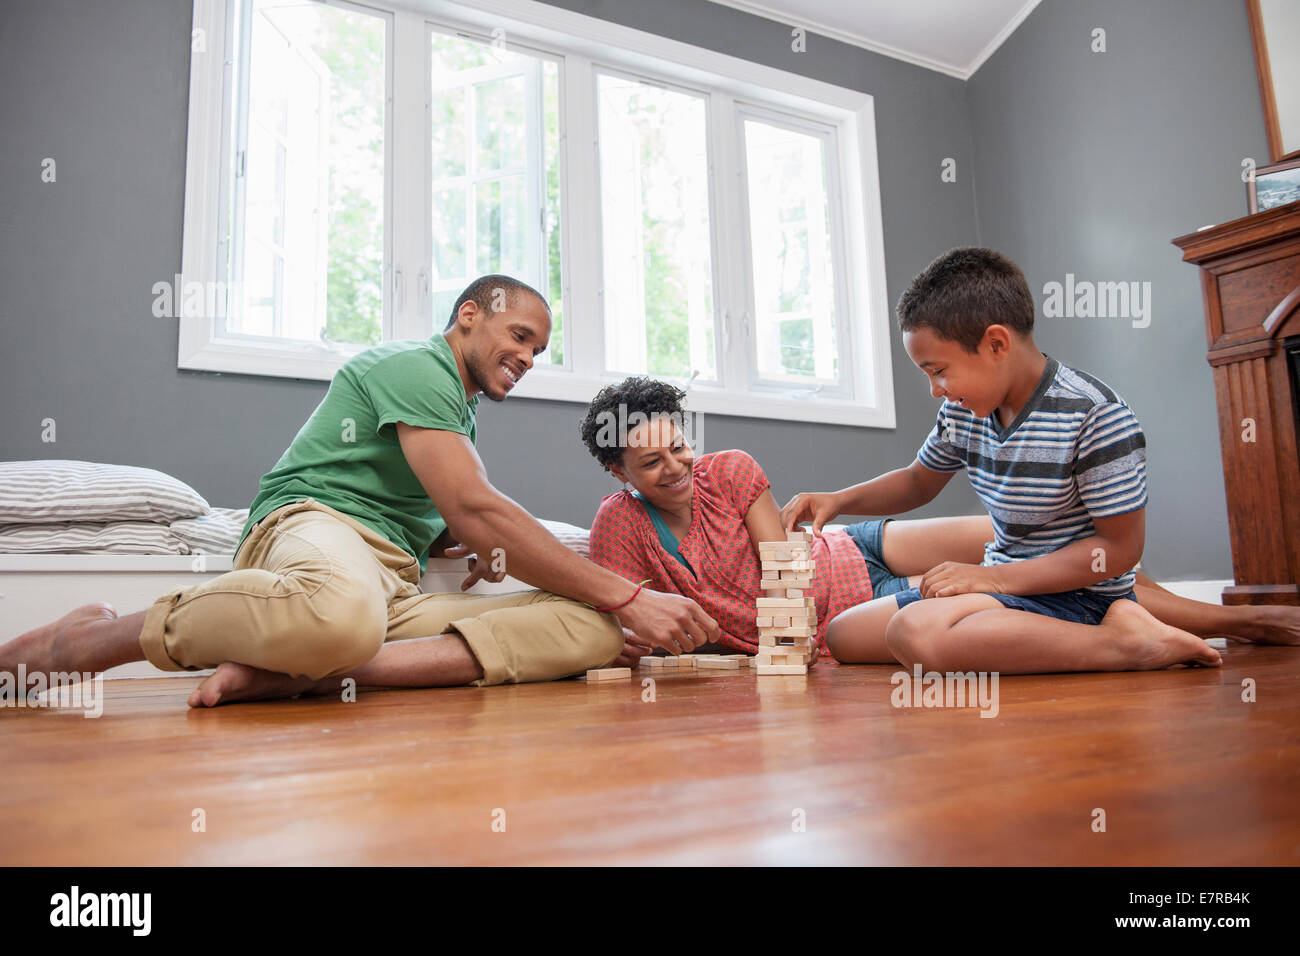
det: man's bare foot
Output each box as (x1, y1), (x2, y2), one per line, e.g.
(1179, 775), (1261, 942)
(1228, 604), (1300, 646)
(1105, 598), (1222, 669)
(0, 603), (119, 674)
(187, 661), (328, 708)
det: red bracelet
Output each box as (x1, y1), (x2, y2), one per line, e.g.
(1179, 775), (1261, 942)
(594, 584), (642, 613)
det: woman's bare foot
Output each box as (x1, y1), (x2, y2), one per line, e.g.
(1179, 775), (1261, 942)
(188, 661), (334, 708)
(1226, 604), (1300, 646)
(0, 603), (119, 674)
(1104, 598), (1222, 669)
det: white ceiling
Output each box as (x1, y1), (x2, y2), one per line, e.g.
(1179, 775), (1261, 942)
(705, 0), (1044, 79)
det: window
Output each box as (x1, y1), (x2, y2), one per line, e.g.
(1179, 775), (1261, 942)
(597, 72), (716, 382)
(226, 0), (387, 350)
(181, 0), (894, 426)
(740, 110), (846, 395)
(429, 28), (563, 363)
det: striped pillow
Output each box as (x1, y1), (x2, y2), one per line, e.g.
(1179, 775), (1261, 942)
(538, 518), (589, 557)
(0, 520), (190, 554)
(0, 460), (210, 524)
(169, 507), (250, 554)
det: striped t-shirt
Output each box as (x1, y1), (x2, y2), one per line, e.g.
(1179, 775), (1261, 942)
(915, 355), (1147, 596)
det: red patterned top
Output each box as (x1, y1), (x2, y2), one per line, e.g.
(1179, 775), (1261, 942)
(588, 449), (874, 655)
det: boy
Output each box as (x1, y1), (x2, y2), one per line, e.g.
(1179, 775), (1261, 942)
(780, 247), (1221, 674)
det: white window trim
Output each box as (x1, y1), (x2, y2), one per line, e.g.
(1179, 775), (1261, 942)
(180, 0), (895, 428)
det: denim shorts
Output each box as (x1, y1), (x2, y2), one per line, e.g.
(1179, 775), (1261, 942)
(893, 584), (1139, 625)
(843, 518), (912, 599)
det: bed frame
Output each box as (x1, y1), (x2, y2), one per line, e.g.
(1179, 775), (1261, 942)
(0, 554), (526, 678)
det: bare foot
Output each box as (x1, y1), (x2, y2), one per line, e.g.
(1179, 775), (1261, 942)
(1228, 604), (1300, 646)
(187, 661), (326, 708)
(0, 603), (118, 674)
(1104, 598), (1222, 669)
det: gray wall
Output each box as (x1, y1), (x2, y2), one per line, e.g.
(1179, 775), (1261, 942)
(0, 0), (1262, 577)
(967, 0), (1268, 578)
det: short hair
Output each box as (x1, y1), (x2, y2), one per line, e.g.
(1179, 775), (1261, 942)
(444, 274), (549, 331)
(579, 376), (687, 473)
(896, 247), (1035, 352)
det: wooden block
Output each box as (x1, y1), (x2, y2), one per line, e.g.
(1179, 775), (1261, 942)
(757, 632), (812, 644)
(675, 655), (697, 668)
(761, 560), (813, 572)
(640, 656), (667, 667)
(696, 657), (740, 670)
(765, 654), (802, 666)
(787, 530), (812, 543)
(771, 615), (790, 628)
(757, 597), (815, 609)
(586, 667), (632, 681)
(763, 626), (815, 638)
(756, 616), (773, 627)
(779, 569), (814, 581)
(783, 589), (805, 598)
(660, 657), (679, 667)
(757, 664), (807, 675)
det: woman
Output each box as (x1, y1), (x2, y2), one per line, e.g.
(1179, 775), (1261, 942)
(582, 377), (1300, 663)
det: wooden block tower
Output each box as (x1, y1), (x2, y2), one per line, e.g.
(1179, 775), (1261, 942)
(754, 530), (817, 675)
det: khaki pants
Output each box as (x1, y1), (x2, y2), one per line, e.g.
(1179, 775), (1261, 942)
(138, 498), (624, 684)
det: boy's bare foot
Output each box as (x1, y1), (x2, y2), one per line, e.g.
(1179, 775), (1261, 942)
(0, 603), (119, 674)
(187, 661), (332, 708)
(1228, 604), (1300, 646)
(1104, 598), (1222, 669)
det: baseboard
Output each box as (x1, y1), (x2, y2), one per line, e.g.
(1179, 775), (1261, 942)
(1157, 580), (1232, 605)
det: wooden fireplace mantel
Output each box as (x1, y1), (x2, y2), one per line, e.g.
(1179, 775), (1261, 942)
(1173, 202), (1300, 606)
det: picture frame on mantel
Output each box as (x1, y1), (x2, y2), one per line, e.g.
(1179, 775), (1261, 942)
(1246, 0), (1300, 163)
(1247, 156), (1300, 214)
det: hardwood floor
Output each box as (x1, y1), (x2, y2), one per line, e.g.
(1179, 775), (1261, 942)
(2, 646), (1298, 865)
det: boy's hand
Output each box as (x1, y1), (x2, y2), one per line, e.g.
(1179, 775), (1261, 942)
(779, 491), (842, 535)
(918, 561), (1004, 599)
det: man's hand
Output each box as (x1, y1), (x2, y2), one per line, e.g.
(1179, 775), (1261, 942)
(610, 628), (654, 668)
(918, 561), (1004, 599)
(614, 587), (719, 654)
(444, 543), (507, 592)
(779, 491), (842, 535)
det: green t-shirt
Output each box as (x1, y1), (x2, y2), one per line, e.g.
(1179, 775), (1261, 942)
(237, 335), (478, 575)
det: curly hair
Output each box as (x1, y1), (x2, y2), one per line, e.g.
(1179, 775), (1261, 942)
(579, 376), (687, 473)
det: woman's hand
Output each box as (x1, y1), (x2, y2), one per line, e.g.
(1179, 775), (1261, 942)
(445, 543), (508, 591)
(779, 491), (842, 535)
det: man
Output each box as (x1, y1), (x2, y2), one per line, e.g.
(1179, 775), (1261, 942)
(1, 275), (718, 707)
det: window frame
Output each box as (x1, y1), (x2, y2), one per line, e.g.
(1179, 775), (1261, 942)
(734, 102), (853, 400)
(591, 64), (722, 385)
(180, 0), (895, 428)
